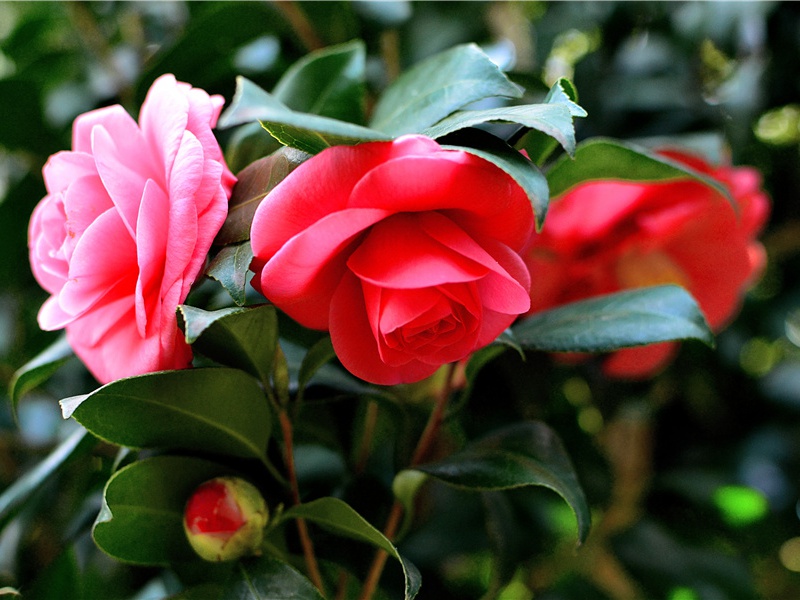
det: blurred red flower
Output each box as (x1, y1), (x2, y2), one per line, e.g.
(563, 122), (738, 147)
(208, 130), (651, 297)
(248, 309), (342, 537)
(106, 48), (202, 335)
(525, 149), (770, 378)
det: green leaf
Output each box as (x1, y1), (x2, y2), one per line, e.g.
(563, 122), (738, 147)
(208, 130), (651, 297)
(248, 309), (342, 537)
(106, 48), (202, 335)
(219, 77), (389, 155)
(226, 121), (283, 175)
(259, 115), (390, 156)
(0, 428), (94, 530)
(391, 469), (429, 539)
(272, 40), (366, 123)
(61, 368), (271, 461)
(512, 285), (714, 353)
(93, 455), (231, 565)
(179, 305), (278, 385)
(451, 344), (509, 414)
(442, 129), (549, 230)
(279, 497), (421, 599)
(223, 556), (325, 600)
(206, 242), (254, 306)
(520, 77), (585, 165)
(547, 77), (581, 107)
(424, 101), (586, 156)
(414, 421), (591, 543)
(8, 334), (73, 420)
(216, 147), (310, 245)
(218, 76), (291, 129)
(370, 43), (523, 135)
(281, 339), (378, 399)
(546, 138), (734, 202)
(297, 337), (337, 394)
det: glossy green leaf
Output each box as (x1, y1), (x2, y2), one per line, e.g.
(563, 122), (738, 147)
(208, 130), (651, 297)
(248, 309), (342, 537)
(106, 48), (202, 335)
(179, 305), (278, 385)
(8, 334), (73, 419)
(280, 497), (421, 599)
(259, 115), (390, 155)
(370, 43), (523, 135)
(216, 148), (310, 245)
(226, 121), (283, 174)
(223, 557), (325, 600)
(442, 130), (549, 229)
(512, 285), (714, 353)
(206, 242), (254, 306)
(415, 421), (590, 543)
(0, 428), (94, 530)
(93, 455), (231, 565)
(61, 368), (271, 461)
(272, 40), (366, 123)
(424, 86), (586, 155)
(547, 77), (581, 107)
(219, 77), (389, 155)
(218, 76), (290, 129)
(546, 138), (733, 202)
(520, 77), (583, 165)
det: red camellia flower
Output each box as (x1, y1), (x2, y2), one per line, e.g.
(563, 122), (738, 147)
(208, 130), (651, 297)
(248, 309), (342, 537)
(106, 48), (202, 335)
(525, 149), (770, 378)
(250, 135), (534, 385)
(183, 477), (269, 562)
(28, 75), (235, 383)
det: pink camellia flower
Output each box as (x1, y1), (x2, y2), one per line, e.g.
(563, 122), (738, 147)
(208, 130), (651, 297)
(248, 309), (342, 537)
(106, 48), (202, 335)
(250, 135), (534, 385)
(183, 476), (269, 562)
(28, 74), (235, 383)
(525, 149), (770, 378)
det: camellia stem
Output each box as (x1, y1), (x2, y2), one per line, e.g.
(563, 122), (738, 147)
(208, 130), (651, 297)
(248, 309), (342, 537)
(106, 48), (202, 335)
(358, 362), (458, 600)
(278, 410), (328, 597)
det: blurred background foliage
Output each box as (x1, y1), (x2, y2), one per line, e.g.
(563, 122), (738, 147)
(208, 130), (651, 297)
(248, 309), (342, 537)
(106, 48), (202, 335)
(2, 1), (800, 599)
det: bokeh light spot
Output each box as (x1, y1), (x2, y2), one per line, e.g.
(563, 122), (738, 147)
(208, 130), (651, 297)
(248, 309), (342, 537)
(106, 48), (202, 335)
(713, 485), (769, 527)
(779, 537), (800, 572)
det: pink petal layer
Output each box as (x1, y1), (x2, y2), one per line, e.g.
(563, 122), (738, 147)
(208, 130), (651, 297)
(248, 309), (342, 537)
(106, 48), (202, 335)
(28, 74), (233, 384)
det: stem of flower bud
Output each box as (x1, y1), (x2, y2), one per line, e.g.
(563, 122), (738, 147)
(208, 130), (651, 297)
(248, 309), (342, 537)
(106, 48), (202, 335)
(278, 410), (327, 596)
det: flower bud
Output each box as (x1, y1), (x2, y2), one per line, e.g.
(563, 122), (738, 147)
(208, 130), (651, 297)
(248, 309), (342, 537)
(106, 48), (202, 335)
(183, 476), (269, 562)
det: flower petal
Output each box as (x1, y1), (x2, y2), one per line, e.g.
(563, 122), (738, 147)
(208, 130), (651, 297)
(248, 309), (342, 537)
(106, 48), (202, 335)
(59, 209), (136, 319)
(347, 213), (488, 289)
(329, 272), (441, 385)
(348, 152), (533, 251)
(254, 207), (390, 329)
